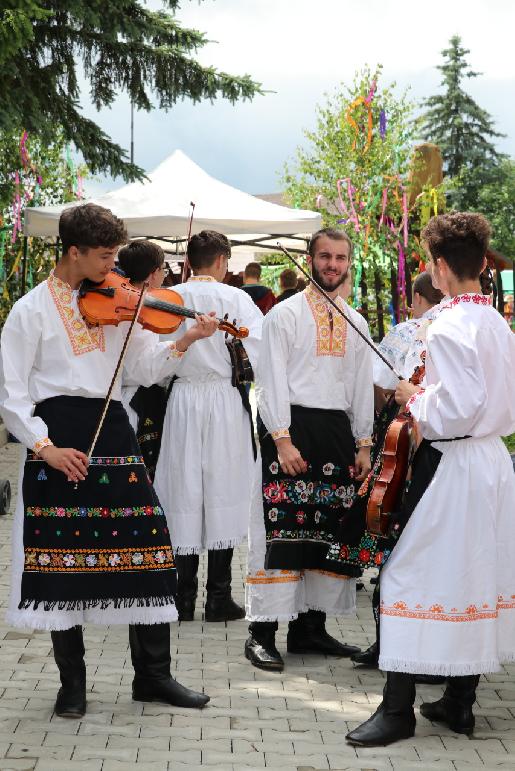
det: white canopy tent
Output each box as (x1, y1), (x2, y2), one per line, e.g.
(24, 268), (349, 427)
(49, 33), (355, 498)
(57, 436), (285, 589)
(23, 150), (322, 240)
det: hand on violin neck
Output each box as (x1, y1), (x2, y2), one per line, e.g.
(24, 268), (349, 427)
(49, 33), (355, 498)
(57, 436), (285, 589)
(176, 312), (219, 351)
(395, 379), (421, 409)
(354, 447), (372, 481)
(38, 445), (89, 483)
(275, 437), (308, 477)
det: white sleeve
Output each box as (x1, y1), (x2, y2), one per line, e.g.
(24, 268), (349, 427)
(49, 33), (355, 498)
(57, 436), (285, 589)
(123, 324), (186, 387)
(235, 291), (263, 371)
(0, 302), (50, 451)
(373, 322), (413, 390)
(406, 327), (486, 439)
(255, 307), (294, 438)
(349, 319), (374, 442)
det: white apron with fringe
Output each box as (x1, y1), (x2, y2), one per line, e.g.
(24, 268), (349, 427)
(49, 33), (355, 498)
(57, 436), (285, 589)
(154, 376), (254, 554)
(245, 451), (356, 622)
(379, 295), (515, 676)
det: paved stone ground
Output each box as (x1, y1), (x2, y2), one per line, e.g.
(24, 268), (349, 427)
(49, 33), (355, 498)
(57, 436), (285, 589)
(1, 442), (515, 770)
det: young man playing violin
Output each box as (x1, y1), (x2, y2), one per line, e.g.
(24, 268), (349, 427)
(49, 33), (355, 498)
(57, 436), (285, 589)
(346, 212), (515, 747)
(0, 203), (218, 719)
(154, 230), (262, 623)
(245, 227), (375, 672)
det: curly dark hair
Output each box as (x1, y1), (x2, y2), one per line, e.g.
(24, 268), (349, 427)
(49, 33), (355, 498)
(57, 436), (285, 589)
(59, 203), (127, 254)
(421, 212), (491, 281)
(118, 240), (164, 283)
(187, 230), (231, 270)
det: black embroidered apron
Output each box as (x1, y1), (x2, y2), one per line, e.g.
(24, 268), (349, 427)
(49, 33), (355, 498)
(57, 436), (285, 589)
(20, 396), (176, 611)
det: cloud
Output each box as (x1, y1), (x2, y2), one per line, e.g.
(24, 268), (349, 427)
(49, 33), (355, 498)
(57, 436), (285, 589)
(82, 0), (515, 196)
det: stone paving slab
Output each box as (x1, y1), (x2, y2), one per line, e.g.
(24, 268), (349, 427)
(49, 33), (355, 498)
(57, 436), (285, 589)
(0, 441), (515, 769)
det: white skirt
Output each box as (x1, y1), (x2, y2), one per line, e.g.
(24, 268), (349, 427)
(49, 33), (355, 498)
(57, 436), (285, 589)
(7, 450), (177, 631)
(246, 451), (356, 622)
(154, 377), (254, 554)
(379, 436), (515, 676)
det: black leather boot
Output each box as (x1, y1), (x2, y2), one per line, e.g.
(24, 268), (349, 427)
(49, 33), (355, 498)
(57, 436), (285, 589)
(175, 554), (199, 621)
(420, 674), (480, 734)
(346, 672), (416, 746)
(204, 548), (245, 622)
(287, 610), (360, 657)
(244, 621), (284, 671)
(51, 626), (86, 718)
(351, 641), (379, 668)
(352, 580), (380, 667)
(130, 623), (209, 708)
(415, 674), (446, 685)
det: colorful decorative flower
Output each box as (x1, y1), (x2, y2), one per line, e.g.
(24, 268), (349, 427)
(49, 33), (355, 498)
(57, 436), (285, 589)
(358, 548), (371, 563)
(38, 553), (51, 566)
(132, 552), (144, 565)
(295, 511), (305, 524)
(56, 507), (66, 518)
(109, 553), (121, 567)
(85, 554), (97, 567)
(429, 604), (444, 613)
(314, 510), (321, 524)
(154, 550), (167, 564)
(339, 545), (349, 560)
(63, 553), (76, 567)
(269, 461), (279, 474)
(264, 481), (287, 503)
(79, 507), (88, 517)
(294, 480), (307, 493)
(101, 507), (109, 518)
(322, 463), (335, 476)
(268, 508), (278, 522)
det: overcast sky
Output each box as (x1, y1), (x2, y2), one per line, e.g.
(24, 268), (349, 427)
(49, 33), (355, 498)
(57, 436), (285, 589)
(82, 0), (515, 196)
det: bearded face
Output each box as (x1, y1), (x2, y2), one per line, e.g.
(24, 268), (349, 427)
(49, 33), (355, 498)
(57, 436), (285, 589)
(309, 235), (351, 293)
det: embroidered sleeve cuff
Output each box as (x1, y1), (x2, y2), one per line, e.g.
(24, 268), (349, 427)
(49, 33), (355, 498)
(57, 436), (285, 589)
(34, 438), (53, 455)
(271, 428), (290, 441)
(167, 342), (185, 359)
(406, 388), (425, 414)
(356, 437), (373, 448)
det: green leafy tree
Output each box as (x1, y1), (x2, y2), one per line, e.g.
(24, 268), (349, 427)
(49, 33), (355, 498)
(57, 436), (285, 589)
(283, 66), (424, 339)
(420, 36), (504, 182)
(0, 128), (87, 324)
(0, 1), (263, 181)
(451, 159), (515, 257)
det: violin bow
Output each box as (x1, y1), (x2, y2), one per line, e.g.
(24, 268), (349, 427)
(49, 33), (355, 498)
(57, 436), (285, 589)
(181, 201), (195, 283)
(85, 281), (149, 463)
(277, 244), (402, 380)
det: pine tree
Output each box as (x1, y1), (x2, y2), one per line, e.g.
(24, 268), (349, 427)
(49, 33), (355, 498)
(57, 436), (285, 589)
(420, 35), (504, 178)
(0, 1), (263, 181)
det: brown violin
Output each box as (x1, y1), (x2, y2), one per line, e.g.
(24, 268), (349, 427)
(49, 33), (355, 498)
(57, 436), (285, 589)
(365, 363), (425, 536)
(78, 271), (249, 339)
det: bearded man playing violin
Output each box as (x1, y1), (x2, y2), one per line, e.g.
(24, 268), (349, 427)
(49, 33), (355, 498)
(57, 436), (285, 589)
(0, 203), (217, 719)
(245, 227), (375, 672)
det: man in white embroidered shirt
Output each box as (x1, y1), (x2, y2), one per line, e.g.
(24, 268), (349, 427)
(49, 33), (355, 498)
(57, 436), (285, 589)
(245, 227), (375, 671)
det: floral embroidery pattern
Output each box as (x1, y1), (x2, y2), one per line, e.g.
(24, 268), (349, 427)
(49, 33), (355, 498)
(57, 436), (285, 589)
(48, 271), (105, 356)
(26, 505), (164, 519)
(380, 596), (515, 622)
(264, 478), (355, 508)
(443, 292), (490, 311)
(304, 284), (347, 357)
(271, 428), (290, 441)
(28, 454), (145, 465)
(25, 546), (174, 573)
(33, 438), (53, 454)
(406, 388), (425, 413)
(326, 533), (380, 568)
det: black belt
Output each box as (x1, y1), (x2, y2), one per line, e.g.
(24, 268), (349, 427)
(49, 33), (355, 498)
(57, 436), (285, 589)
(429, 435), (471, 443)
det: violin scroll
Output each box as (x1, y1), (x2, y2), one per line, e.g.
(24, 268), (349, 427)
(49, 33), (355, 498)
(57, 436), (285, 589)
(218, 319), (249, 339)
